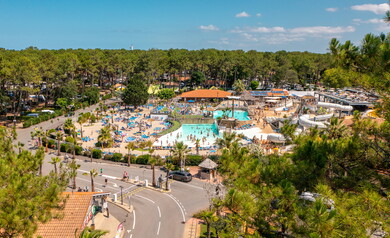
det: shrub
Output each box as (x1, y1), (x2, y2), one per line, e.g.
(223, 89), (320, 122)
(92, 149), (102, 159)
(112, 153), (123, 162)
(65, 136), (75, 144)
(186, 155), (203, 166)
(104, 154), (113, 161)
(95, 141), (102, 147)
(60, 143), (71, 152)
(135, 154), (150, 164)
(74, 145), (83, 155)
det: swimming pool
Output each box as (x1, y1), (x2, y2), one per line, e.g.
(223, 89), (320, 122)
(213, 110), (250, 121)
(155, 123), (221, 147)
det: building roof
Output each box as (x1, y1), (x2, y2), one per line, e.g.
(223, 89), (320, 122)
(35, 192), (103, 238)
(180, 89), (232, 99)
(198, 158), (218, 169)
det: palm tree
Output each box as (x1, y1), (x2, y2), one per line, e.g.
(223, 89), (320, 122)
(232, 79), (245, 94)
(215, 132), (240, 150)
(83, 169), (98, 192)
(49, 157), (61, 174)
(17, 141), (24, 153)
(165, 163), (175, 190)
(78, 227), (108, 238)
(194, 209), (216, 238)
(31, 128), (44, 147)
(44, 130), (51, 153)
(171, 141), (191, 171)
(56, 131), (63, 156)
(125, 142), (136, 166)
(149, 156), (162, 187)
(98, 125), (113, 149)
(63, 118), (75, 135)
(195, 139), (200, 155)
(68, 160), (80, 189)
(77, 114), (88, 138)
(110, 109), (115, 123)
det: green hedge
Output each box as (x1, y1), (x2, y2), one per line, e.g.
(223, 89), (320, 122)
(22, 110), (64, 128)
(92, 149), (102, 159)
(60, 143), (71, 152)
(135, 154), (150, 164)
(186, 155), (204, 166)
(158, 120), (181, 136)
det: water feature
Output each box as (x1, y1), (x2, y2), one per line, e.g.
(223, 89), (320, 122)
(155, 123), (221, 147)
(213, 110), (250, 121)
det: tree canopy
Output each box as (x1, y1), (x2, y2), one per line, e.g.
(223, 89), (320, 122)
(0, 127), (69, 238)
(121, 76), (149, 108)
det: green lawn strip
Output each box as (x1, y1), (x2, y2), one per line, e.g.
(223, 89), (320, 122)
(158, 119), (181, 136)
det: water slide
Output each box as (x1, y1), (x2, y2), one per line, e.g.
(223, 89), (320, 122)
(275, 102), (293, 112)
(314, 113), (334, 121)
(317, 102), (353, 111)
(267, 134), (286, 143)
(299, 114), (327, 129)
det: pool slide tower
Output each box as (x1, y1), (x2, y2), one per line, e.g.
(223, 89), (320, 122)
(267, 100), (353, 143)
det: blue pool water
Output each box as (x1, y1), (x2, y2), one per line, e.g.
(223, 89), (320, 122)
(163, 123), (221, 146)
(181, 123), (219, 139)
(213, 110), (250, 121)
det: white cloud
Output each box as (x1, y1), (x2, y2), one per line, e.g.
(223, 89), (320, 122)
(198, 25), (220, 31)
(249, 26), (286, 33)
(352, 18), (389, 31)
(351, 3), (390, 15)
(326, 8), (338, 12)
(235, 11), (250, 18)
(256, 13), (262, 17)
(230, 25), (356, 45)
(290, 26), (355, 34)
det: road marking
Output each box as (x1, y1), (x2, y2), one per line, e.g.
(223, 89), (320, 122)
(165, 194), (186, 222)
(157, 221), (161, 235)
(78, 169), (118, 179)
(96, 188), (103, 192)
(129, 234), (132, 238)
(76, 177), (119, 191)
(135, 195), (155, 204)
(132, 210), (136, 230)
(157, 206), (161, 218)
(127, 230), (131, 233)
(168, 194), (187, 215)
(180, 183), (204, 190)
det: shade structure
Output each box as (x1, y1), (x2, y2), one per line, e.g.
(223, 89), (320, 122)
(188, 100), (195, 103)
(198, 158), (218, 170)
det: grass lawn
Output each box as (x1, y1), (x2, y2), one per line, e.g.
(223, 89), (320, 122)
(158, 120), (181, 136)
(200, 223), (217, 238)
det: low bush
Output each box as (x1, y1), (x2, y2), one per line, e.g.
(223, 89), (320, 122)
(186, 155), (203, 166)
(83, 151), (91, 157)
(75, 145), (83, 155)
(112, 153), (123, 162)
(135, 154), (150, 164)
(65, 136), (75, 144)
(104, 154), (113, 161)
(60, 143), (71, 153)
(92, 149), (102, 159)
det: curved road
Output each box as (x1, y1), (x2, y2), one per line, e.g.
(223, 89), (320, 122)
(14, 98), (212, 238)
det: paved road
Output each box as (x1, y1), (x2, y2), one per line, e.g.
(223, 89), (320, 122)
(15, 99), (212, 238)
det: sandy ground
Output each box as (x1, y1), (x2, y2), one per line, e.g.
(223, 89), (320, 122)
(74, 101), (300, 157)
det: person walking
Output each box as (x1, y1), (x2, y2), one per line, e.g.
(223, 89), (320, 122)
(100, 168), (103, 175)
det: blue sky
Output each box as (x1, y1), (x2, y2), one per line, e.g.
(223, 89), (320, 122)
(0, 0), (389, 53)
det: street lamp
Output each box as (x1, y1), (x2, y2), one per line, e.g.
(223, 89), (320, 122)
(119, 185), (123, 205)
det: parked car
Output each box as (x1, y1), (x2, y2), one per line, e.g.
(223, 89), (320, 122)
(168, 171), (192, 182)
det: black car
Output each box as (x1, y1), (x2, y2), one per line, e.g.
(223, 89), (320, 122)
(169, 171), (192, 182)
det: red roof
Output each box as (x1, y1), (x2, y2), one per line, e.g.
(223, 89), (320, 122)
(35, 192), (103, 238)
(180, 89), (232, 99)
